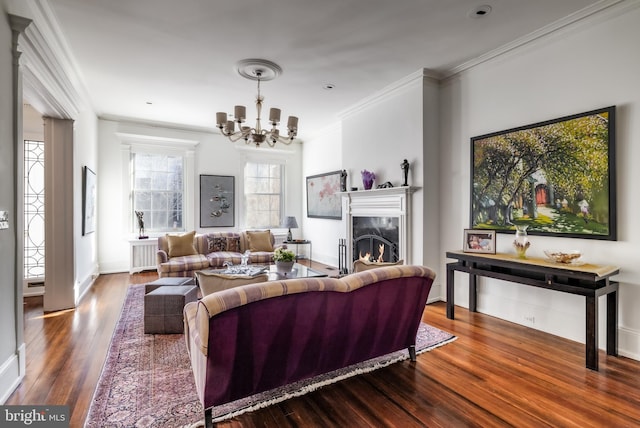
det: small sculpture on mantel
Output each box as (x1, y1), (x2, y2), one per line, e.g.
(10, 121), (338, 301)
(401, 159), (410, 186)
(340, 169), (348, 192)
(135, 210), (148, 239)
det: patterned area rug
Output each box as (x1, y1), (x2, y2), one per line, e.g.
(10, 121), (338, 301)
(85, 284), (456, 427)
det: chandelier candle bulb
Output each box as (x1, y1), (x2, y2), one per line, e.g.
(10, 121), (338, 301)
(269, 108), (281, 123)
(216, 112), (227, 126)
(234, 105), (246, 121)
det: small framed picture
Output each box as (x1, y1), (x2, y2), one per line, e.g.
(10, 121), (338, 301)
(463, 229), (496, 254)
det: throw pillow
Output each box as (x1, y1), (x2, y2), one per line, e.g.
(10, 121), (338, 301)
(166, 231), (197, 258)
(225, 236), (241, 253)
(247, 230), (274, 252)
(207, 236), (227, 252)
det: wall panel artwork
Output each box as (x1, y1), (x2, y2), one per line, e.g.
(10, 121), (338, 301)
(470, 106), (616, 240)
(200, 175), (234, 227)
(306, 170), (342, 219)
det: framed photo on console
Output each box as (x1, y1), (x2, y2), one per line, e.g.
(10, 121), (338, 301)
(463, 229), (496, 254)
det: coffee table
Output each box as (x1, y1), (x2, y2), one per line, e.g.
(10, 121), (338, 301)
(204, 263), (327, 281)
(266, 262), (327, 280)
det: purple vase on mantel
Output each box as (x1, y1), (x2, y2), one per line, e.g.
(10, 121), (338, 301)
(361, 170), (376, 190)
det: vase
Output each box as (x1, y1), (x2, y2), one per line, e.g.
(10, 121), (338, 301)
(513, 225), (530, 259)
(275, 260), (294, 273)
(361, 170), (375, 190)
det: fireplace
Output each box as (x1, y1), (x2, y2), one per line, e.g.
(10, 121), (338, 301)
(343, 186), (416, 270)
(353, 216), (399, 262)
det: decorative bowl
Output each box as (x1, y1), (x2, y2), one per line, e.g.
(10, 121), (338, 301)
(544, 249), (582, 264)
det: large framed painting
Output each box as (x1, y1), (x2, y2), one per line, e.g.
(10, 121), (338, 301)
(470, 106), (616, 240)
(306, 170), (342, 219)
(82, 166), (97, 236)
(200, 175), (234, 227)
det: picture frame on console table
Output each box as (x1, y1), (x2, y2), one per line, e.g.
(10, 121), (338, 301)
(470, 106), (616, 240)
(306, 170), (342, 219)
(463, 229), (496, 254)
(200, 175), (234, 227)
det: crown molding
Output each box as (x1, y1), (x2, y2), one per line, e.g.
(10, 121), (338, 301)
(338, 68), (441, 121)
(444, 0), (631, 79)
(10, 0), (93, 118)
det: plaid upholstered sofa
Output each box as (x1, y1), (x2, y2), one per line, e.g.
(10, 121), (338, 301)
(183, 265), (436, 427)
(156, 230), (277, 277)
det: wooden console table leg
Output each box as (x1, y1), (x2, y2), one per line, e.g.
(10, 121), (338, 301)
(607, 288), (618, 356)
(446, 263), (455, 319)
(585, 294), (599, 371)
(469, 271), (477, 313)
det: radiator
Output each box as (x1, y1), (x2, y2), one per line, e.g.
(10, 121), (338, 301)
(129, 238), (158, 274)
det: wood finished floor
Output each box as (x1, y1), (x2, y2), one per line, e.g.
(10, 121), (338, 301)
(7, 263), (640, 427)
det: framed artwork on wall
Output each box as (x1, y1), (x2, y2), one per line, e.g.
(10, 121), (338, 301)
(463, 229), (496, 254)
(306, 170), (342, 219)
(200, 175), (234, 227)
(82, 166), (97, 236)
(470, 106), (616, 240)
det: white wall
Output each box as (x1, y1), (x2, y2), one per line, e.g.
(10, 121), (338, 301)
(439, 2), (640, 359)
(73, 107), (99, 299)
(301, 124), (344, 267)
(0, 0), (20, 403)
(97, 119), (302, 273)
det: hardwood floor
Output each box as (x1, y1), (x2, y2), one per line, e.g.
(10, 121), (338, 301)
(7, 263), (640, 427)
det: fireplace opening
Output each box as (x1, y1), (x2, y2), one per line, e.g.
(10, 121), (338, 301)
(352, 216), (399, 262)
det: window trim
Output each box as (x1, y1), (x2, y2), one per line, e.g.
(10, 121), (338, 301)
(241, 153), (290, 230)
(118, 133), (198, 237)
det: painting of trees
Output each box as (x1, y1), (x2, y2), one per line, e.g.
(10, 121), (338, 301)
(471, 106), (615, 240)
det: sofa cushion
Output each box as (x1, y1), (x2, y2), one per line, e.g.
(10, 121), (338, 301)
(159, 254), (210, 274)
(195, 271), (269, 296)
(225, 236), (241, 253)
(248, 252), (274, 264)
(207, 236), (227, 252)
(206, 252), (243, 268)
(246, 230), (274, 252)
(166, 231), (197, 257)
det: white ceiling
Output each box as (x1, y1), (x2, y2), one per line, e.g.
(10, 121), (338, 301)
(46, 0), (603, 137)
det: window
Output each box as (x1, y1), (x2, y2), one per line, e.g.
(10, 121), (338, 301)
(131, 152), (184, 232)
(24, 139), (45, 280)
(244, 161), (284, 228)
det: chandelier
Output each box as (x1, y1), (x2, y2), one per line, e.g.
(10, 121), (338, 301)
(216, 59), (299, 147)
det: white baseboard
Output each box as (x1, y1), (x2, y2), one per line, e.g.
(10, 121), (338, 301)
(0, 343), (25, 404)
(619, 326), (640, 361)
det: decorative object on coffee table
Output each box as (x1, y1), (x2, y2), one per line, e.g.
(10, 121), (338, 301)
(274, 247), (295, 273)
(361, 169), (375, 190)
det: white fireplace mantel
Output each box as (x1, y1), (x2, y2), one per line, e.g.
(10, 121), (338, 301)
(343, 186), (419, 266)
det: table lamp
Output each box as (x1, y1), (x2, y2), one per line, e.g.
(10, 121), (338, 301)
(282, 216), (298, 241)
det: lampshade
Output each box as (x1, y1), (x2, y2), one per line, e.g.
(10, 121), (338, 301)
(282, 216), (298, 229)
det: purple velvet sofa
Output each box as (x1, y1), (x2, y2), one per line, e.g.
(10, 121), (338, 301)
(183, 265), (436, 426)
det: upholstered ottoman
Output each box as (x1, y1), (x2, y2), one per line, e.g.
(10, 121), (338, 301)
(144, 285), (198, 334)
(144, 276), (195, 294)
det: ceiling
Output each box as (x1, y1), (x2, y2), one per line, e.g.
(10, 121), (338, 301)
(45, 0), (603, 138)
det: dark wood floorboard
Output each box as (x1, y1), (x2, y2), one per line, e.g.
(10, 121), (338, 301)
(7, 262), (640, 428)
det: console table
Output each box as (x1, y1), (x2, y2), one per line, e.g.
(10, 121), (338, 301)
(446, 250), (619, 371)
